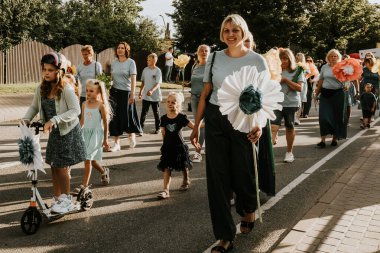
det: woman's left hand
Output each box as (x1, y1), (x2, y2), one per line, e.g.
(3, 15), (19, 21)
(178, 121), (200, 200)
(247, 126), (262, 143)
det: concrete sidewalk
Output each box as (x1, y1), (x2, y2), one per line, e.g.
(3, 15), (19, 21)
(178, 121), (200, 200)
(273, 136), (380, 253)
(0, 94), (34, 122)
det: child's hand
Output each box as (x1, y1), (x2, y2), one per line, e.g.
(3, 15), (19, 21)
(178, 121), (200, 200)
(147, 90), (153, 96)
(190, 129), (201, 150)
(44, 120), (54, 133)
(138, 94), (142, 100)
(103, 141), (110, 150)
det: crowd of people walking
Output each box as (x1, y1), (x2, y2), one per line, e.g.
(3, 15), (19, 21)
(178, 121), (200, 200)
(22, 13), (379, 253)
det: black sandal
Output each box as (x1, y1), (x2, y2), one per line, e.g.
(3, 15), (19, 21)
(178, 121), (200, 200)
(240, 220), (255, 234)
(317, 141), (326, 148)
(211, 242), (233, 253)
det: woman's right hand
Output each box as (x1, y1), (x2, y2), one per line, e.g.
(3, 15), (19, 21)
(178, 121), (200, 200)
(190, 128), (200, 150)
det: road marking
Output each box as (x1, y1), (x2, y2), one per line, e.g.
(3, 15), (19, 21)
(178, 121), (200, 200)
(204, 117), (380, 252)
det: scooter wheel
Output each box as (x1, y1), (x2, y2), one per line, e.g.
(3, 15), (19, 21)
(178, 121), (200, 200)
(21, 207), (42, 235)
(78, 188), (94, 211)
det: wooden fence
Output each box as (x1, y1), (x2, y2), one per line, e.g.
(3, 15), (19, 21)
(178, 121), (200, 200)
(0, 41), (119, 84)
(4, 41), (52, 84)
(0, 51), (4, 84)
(61, 44), (83, 68)
(0, 40), (187, 84)
(96, 48), (116, 74)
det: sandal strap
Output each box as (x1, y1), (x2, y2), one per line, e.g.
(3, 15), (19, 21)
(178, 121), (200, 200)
(211, 246), (227, 253)
(211, 242), (233, 253)
(241, 220), (255, 229)
(240, 220), (255, 234)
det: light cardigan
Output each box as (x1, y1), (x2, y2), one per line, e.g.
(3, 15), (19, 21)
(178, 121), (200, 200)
(23, 83), (80, 136)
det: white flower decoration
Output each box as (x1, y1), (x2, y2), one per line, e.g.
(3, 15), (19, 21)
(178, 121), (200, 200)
(18, 122), (45, 177)
(218, 66), (284, 133)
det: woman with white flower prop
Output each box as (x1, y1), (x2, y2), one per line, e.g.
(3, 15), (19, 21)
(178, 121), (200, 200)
(270, 49), (305, 163)
(190, 14), (281, 253)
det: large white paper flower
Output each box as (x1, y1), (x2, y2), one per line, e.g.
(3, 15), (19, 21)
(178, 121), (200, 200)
(18, 122), (45, 177)
(218, 66), (284, 133)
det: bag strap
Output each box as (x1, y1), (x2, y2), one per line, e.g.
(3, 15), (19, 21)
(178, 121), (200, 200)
(94, 61), (97, 78)
(209, 52), (216, 84)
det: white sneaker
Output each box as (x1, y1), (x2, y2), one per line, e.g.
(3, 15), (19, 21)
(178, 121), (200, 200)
(50, 196), (59, 209)
(110, 143), (121, 152)
(129, 134), (136, 148)
(284, 152), (295, 163)
(294, 118), (301, 125)
(192, 152), (202, 163)
(101, 167), (110, 185)
(51, 194), (75, 214)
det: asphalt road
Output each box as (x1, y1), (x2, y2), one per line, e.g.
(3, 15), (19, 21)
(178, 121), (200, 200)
(0, 98), (379, 253)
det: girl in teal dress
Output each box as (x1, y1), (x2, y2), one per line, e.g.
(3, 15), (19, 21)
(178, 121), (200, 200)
(75, 79), (112, 193)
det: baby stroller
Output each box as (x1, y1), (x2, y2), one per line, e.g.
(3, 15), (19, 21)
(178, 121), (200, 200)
(18, 121), (93, 235)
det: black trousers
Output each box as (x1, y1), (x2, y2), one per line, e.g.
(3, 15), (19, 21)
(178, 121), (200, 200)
(205, 103), (257, 241)
(302, 80), (313, 117)
(140, 100), (160, 131)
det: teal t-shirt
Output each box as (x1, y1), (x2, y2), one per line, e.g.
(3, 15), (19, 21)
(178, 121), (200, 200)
(280, 70), (306, 107)
(111, 58), (137, 91)
(203, 50), (268, 106)
(141, 66), (162, 102)
(320, 64), (344, 90)
(190, 64), (206, 96)
(77, 61), (103, 97)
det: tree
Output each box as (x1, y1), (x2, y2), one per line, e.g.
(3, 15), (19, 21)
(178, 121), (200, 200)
(0, 0), (48, 51)
(30, 0), (162, 53)
(171, 0), (323, 53)
(308, 0), (380, 59)
(171, 0), (380, 58)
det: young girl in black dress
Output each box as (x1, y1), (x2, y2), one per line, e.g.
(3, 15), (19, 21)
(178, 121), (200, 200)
(157, 92), (198, 199)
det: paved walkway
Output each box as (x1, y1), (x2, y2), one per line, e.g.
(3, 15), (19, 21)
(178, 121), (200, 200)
(0, 89), (188, 123)
(0, 94), (33, 122)
(273, 135), (380, 253)
(2, 93), (380, 252)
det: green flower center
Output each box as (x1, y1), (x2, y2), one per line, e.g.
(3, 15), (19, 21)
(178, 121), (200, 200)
(18, 136), (35, 165)
(239, 85), (262, 115)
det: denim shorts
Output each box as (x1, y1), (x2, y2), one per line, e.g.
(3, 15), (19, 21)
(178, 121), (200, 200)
(270, 107), (299, 129)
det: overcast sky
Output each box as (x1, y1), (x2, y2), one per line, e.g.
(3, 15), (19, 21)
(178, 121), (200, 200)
(140, 0), (175, 36)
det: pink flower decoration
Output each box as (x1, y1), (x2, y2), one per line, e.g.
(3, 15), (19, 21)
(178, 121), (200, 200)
(332, 58), (363, 82)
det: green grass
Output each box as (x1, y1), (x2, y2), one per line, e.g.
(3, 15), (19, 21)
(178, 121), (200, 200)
(0, 81), (184, 95)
